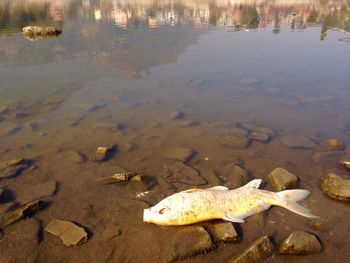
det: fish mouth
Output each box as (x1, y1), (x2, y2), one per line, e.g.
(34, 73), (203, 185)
(143, 209), (151, 223)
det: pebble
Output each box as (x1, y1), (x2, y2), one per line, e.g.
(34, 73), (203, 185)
(321, 173), (350, 202)
(268, 167), (298, 191)
(229, 236), (274, 263)
(280, 135), (317, 149)
(94, 145), (115, 161)
(321, 138), (345, 151)
(163, 147), (195, 162)
(279, 231), (322, 254)
(45, 219), (88, 246)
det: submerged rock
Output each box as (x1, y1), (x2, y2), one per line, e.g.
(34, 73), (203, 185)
(249, 131), (270, 142)
(1, 200), (43, 227)
(94, 145), (116, 162)
(206, 222), (238, 243)
(312, 151), (345, 163)
(170, 110), (185, 120)
(163, 147), (195, 162)
(225, 165), (250, 189)
(222, 134), (250, 149)
(0, 159), (32, 179)
(239, 123), (274, 136)
(163, 226), (212, 263)
(279, 231), (322, 254)
(22, 26), (61, 41)
(321, 173), (350, 202)
(321, 139), (344, 151)
(229, 236), (274, 263)
(268, 168), (298, 191)
(45, 219), (88, 246)
(280, 135), (317, 149)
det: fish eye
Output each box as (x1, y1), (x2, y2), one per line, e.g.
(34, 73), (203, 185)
(159, 208), (167, 214)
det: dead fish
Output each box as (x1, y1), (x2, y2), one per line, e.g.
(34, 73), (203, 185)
(340, 160), (350, 171)
(143, 179), (318, 226)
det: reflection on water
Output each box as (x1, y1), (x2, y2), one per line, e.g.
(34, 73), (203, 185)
(0, 1), (350, 263)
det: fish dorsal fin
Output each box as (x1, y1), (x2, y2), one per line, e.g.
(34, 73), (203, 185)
(242, 179), (262, 189)
(209, 186), (229, 191)
(181, 188), (202, 193)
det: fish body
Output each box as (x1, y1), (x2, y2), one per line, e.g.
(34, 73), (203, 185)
(143, 179), (317, 226)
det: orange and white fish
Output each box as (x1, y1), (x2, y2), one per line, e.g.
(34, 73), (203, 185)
(143, 179), (318, 226)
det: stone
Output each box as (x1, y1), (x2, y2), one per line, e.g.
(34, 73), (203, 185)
(340, 160), (350, 171)
(312, 151), (345, 163)
(163, 226), (212, 263)
(1, 200), (43, 227)
(239, 123), (275, 136)
(249, 131), (270, 142)
(65, 150), (86, 163)
(159, 162), (207, 192)
(229, 236), (274, 263)
(222, 134), (250, 149)
(16, 181), (57, 204)
(268, 168), (298, 191)
(231, 128), (249, 137)
(321, 139), (345, 151)
(279, 231), (322, 254)
(321, 173), (350, 202)
(225, 165), (250, 189)
(22, 26), (61, 41)
(206, 222), (238, 242)
(45, 219), (88, 246)
(170, 110), (185, 120)
(163, 147), (195, 162)
(0, 159), (32, 179)
(94, 145), (115, 161)
(280, 135), (317, 149)
(0, 218), (40, 263)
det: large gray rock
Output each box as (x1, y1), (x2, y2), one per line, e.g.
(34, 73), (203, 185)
(321, 173), (350, 202)
(229, 236), (274, 263)
(280, 135), (317, 149)
(279, 231), (322, 254)
(0, 218), (41, 263)
(268, 168), (298, 191)
(45, 219), (88, 246)
(163, 147), (195, 162)
(163, 226), (212, 262)
(206, 222), (238, 242)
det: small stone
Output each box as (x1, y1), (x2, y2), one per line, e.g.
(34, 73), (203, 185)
(279, 231), (322, 254)
(230, 236), (274, 263)
(280, 135), (317, 149)
(321, 139), (344, 151)
(94, 145), (115, 162)
(222, 134), (250, 149)
(268, 168), (298, 191)
(239, 123), (274, 135)
(65, 150), (86, 163)
(163, 226), (212, 263)
(206, 222), (238, 242)
(163, 147), (195, 162)
(249, 131), (270, 142)
(321, 173), (350, 202)
(340, 160), (350, 171)
(45, 219), (88, 246)
(1, 200), (43, 227)
(170, 110), (185, 120)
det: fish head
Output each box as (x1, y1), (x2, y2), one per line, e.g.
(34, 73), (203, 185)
(143, 194), (184, 225)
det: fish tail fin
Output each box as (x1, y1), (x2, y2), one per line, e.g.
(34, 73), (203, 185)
(275, 190), (319, 218)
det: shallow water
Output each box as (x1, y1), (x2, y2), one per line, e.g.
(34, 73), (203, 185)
(0, 0), (350, 262)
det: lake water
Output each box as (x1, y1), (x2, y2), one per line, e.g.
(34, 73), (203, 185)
(0, 0), (350, 262)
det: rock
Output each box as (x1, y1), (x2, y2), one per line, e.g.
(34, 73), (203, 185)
(159, 162), (207, 192)
(239, 123), (274, 136)
(321, 139), (344, 151)
(170, 110), (185, 120)
(16, 181), (57, 204)
(268, 168), (298, 191)
(321, 173), (350, 202)
(206, 222), (238, 242)
(65, 150), (86, 163)
(45, 219), (88, 246)
(249, 131), (270, 142)
(229, 236), (274, 263)
(279, 231), (322, 254)
(222, 134), (250, 149)
(94, 145), (116, 161)
(22, 26), (61, 41)
(312, 151), (345, 163)
(0, 218), (41, 263)
(280, 135), (317, 149)
(0, 159), (32, 179)
(1, 200), (43, 227)
(231, 128), (249, 137)
(225, 165), (250, 189)
(163, 147), (195, 162)
(340, 160), (350, 171)
(163, 226), (212, 263)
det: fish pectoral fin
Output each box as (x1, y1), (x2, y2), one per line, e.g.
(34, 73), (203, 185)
(209, 186), (229, 191)
(222, 213), (245, 223)
(181, 188), (202, 193)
